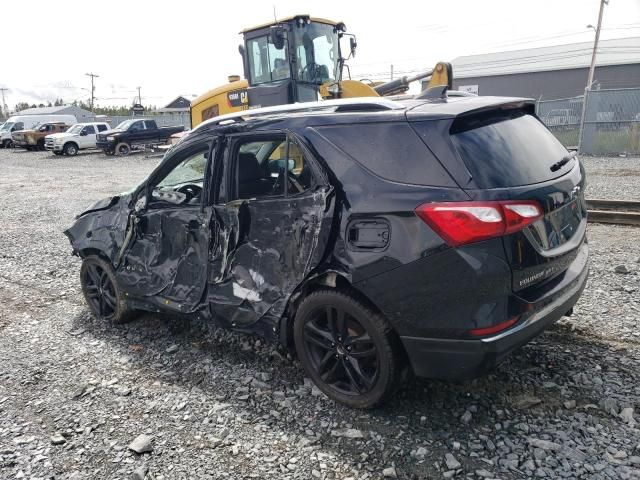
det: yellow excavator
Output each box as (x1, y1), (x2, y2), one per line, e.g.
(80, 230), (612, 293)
(190, 14), (452, 127)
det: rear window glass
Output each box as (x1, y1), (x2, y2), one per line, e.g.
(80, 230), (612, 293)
(450, 112), (570, 188)
(315, 123), (453, 186)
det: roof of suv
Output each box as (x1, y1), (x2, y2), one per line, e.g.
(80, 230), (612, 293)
(192, 94), (535, 135)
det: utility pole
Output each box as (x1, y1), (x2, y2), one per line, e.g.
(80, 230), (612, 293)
(390, 64), (394, 81)
(578, 0), (608, 154)
(587, 0), (607, 90)
(85, 73), (99, 111)
(0, 87), (8, 118)
(137, 86), (142, 105)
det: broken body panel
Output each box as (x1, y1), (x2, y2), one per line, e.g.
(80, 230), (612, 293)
(66, 125), (336, 340)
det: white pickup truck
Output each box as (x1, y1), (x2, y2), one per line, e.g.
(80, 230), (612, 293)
(45, 122), (110, 155)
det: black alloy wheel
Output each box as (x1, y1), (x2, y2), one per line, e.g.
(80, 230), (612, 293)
(294, 290), (404, 408)
(80, 256), (134, 324)
(304, 306), (378, 394)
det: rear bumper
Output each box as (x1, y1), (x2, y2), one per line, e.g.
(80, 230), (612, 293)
(401, 244), (589, 379)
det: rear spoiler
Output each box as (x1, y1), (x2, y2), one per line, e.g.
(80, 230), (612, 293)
(450, 101), (536, 134)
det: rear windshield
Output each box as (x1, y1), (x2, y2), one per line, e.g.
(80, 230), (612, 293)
(315, 123), (454, 186)
(450, 112), (571, 188)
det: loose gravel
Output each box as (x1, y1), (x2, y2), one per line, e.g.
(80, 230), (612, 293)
(582, 156), (640, 201)
(0, 149), (639, 480)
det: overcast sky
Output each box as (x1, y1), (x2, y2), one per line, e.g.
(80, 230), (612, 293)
(1, 0), (638, 110)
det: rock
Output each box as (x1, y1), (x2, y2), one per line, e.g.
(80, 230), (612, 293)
(50, 433), (66, 445)
(620, 407), (636, 426)
(415, 446), (428, 459)
(461, 410), (472, 424)
(528, 438), (561, 451)
(563, 447), (587, 463)
(444, 453), (461, 470)
(128, 434), (153, 454)
(563, 400), (577, 409)
(115, 386), (132, 397)
(600, 397), (619, 416)
(165, 344), (179, 354)
(330, 428), (364, 439)
(132, 464), (148, 480)
(629, 456), (640, 466)
(443, 471), (456, 479)
(513, 394), (542, 409)
(13, 436), (34, 445)
(475, 469), (493, 478)
(256, 372), (272, 382)
(614, 265), (630, 274)
(72, 383), (89, 399)
(382, 466), (397, 478)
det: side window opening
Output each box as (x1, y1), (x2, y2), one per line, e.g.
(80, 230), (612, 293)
(233, 136), (314, 200)
(97, 124), (108, 132)
(82, 125), (96, 135)
(152, 147), (210, 206)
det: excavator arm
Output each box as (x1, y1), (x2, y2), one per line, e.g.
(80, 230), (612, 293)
(321, 61), (453, 99)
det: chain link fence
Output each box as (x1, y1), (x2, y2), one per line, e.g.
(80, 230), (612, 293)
(537, 87), (640, 155)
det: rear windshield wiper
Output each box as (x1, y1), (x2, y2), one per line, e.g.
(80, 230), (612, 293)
(550, 151), (577, 172)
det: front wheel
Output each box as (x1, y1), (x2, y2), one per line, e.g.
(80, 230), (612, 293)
(2, 139), (13, 148)
(63, 143), (78, 156)
(115, 142), (130, 156)
(294, 289), (405, 409)
(80, 255), (135, 324)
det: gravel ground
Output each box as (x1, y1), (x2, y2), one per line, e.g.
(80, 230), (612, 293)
(0, 149), (639, 480)
(582, 156), (640, 201)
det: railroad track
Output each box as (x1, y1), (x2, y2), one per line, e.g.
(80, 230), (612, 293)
(587, 199), (640, 226)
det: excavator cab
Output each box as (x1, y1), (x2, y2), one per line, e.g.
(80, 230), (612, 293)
(189, 14), (452, 128)
(239, 15), (348, 108)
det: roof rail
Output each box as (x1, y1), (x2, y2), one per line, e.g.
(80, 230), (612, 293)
(196, 97), (403, 130)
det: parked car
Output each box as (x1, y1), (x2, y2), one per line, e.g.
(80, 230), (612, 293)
(45, 122), (111, 155)
(65, 96), (589, 408)
(541, 109), (579, 129)
(0, 114), (77, 148)
(12, 122), (71, 150)
(95, 119), (185, 156)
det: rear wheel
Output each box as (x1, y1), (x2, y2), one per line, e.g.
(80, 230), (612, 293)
(294, 289), (404, 408)
(37, 139), (45, 151)
(115, 143), (131, 156)
(63, 142), (78, 156)
(80, 255), (135, 324)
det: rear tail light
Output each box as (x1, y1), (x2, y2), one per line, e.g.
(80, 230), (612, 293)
(468, 316), (519, 337)
(415, 200), (543, 247)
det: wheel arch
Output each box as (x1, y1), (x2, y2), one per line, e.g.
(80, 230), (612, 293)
(279, 270), (399, 351)
(64, 141), (79, 151)
(78, 247), (113, 266)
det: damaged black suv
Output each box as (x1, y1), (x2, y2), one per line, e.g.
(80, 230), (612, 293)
(66, 96), (589, 408)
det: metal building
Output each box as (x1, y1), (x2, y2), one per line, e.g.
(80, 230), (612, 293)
(17, 105), (95, 122)
(450, 37), (640, 100)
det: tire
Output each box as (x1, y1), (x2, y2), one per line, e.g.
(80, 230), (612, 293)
(63, 142), (78, 156)
(3, 139), (13, 148)
(115, 142), (130, 156)
(293, 289), (405, 408)
(80, 255), (136, 324)
(103, 149), (114, 156)
(37, 139), (45, 151)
